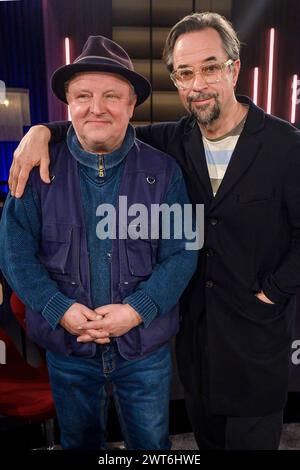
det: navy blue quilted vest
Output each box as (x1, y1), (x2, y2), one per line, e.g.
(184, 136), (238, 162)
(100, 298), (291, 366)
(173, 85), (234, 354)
(26, 139), (179, 359)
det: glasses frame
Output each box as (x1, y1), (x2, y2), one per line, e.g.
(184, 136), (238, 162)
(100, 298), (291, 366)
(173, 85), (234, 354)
(170, 59), (234, 90)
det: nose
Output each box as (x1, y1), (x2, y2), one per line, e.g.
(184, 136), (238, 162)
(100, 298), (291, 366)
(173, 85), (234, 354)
(191, 71), (208, 91)
(89, 96), (105, 115)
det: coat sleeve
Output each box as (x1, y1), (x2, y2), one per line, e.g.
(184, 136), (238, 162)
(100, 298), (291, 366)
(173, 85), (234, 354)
(42, 120), (71, 143)
(135, 123), (176, 154)
(43, 120), (177, 152)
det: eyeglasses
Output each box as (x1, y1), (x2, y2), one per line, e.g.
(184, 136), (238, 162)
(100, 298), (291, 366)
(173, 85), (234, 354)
(170, 59), (234, 90)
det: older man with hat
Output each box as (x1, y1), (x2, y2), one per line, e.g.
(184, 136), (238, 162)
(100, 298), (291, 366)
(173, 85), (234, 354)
(0, 36), (198, 450)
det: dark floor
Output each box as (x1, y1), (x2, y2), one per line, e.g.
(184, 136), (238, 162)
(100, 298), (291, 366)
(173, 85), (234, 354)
(1, 395), (300, 450)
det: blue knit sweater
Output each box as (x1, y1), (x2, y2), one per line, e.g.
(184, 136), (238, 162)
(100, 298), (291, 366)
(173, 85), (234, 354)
(0, 124), (198, 329)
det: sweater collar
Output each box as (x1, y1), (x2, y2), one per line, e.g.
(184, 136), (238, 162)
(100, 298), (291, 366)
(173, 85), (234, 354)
(67, 123), (135, 171)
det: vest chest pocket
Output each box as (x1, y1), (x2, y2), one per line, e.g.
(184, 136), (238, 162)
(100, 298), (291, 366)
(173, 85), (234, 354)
(39, 224), (78, 279)
(125, 238), (158, 277)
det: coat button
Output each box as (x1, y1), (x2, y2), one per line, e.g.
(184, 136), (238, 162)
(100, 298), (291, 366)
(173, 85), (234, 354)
(205, 280), (214, 288)
(206, 248), (215, 257)
(209, 218), (218, 226)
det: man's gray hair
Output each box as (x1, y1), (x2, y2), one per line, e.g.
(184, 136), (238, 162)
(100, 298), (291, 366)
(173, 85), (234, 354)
(163, 12), (241, 72)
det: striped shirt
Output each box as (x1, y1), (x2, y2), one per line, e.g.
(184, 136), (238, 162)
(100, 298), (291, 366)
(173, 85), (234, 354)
(203, 110), (248, 195)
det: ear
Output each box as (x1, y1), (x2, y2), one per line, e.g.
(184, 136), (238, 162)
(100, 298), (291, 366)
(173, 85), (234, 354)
(232, 59), (241, 87)
(129, 93), (137, 118)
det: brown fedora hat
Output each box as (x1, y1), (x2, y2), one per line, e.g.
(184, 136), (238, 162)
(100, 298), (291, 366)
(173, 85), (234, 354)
(51, 35), (151, 107)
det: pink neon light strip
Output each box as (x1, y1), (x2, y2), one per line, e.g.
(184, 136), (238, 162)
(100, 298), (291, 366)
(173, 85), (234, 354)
(253, 67), (259, 105)
(64, 38), (71, 120)
(267, 28), (275, 114)
(291, 74), (298, 124)
(65, 37), (70, 65)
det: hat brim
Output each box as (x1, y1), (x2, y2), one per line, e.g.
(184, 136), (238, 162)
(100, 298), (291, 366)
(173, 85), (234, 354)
(51, 63), (151, 107)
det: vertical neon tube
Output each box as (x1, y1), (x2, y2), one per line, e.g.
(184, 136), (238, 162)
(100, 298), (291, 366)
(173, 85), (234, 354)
(65, 38), (71, 120)
(253, 67), (259, 105)
(65, 37), (70, 65)
(291, 74), (298, 124)
(267, 28), (275, 114)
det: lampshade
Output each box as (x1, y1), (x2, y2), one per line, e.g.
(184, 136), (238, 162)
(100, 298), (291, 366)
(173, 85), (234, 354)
(0, 88), (31, 141)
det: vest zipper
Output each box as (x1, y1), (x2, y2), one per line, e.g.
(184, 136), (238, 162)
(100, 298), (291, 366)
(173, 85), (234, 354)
(98, 154), (105, 178)
(72, 227), (81, 287)
(108, 251), (114, 304)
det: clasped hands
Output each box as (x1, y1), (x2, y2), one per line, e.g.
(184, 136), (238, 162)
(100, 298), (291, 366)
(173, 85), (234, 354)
(59, 302), (142, 344)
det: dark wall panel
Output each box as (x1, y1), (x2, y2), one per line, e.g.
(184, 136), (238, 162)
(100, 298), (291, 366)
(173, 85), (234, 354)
(0, 0), (48, 187)
(43, 0), (112, 121)
(232, 0), (300, 126)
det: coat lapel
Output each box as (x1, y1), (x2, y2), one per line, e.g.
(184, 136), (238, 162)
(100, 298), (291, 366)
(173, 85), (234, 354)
(209, 131), (263, 210)
(182, 122), (214, 204)
(180, 96), (265, 210)
(207, 96), (266, 211)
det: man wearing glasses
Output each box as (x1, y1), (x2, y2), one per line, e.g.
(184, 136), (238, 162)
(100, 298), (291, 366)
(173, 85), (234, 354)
(8, 12), (300, 450)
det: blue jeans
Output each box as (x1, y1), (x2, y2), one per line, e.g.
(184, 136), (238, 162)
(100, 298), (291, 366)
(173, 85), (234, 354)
(46, 342), (171, 450)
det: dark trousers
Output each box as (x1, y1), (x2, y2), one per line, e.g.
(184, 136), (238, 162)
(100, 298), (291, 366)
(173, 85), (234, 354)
(185, 391), (283, 450)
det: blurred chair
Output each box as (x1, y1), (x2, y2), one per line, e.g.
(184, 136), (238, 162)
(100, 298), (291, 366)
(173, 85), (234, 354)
(10, 292), (26, 329)
(0, 293), (56, 449)
(10, 292), (27, 359)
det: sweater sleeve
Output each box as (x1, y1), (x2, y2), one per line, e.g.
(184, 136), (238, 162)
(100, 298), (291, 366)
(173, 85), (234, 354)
(122, 164), (199, 327)
(0, 182), (76, 329)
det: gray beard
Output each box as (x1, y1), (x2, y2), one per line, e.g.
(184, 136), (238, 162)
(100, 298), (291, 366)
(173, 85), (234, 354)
(188, 94), (221, 127)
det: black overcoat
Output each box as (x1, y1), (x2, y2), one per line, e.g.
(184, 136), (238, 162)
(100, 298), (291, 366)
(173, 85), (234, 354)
(136, 95), (300, 416)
